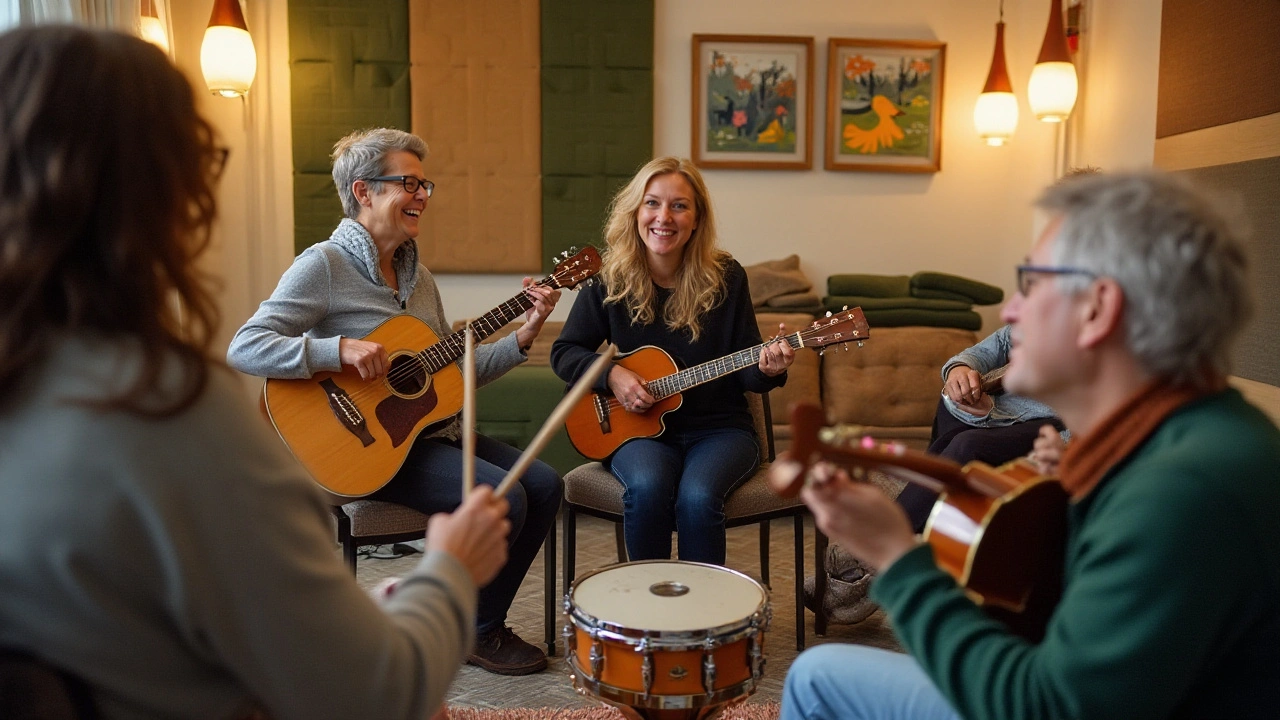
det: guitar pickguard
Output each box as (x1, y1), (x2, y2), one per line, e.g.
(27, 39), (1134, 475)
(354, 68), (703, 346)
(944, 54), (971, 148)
(375, 386), (441, 447)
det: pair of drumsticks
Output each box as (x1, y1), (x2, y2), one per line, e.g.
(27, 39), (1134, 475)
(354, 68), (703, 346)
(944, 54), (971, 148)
(458, 321), (617, 498)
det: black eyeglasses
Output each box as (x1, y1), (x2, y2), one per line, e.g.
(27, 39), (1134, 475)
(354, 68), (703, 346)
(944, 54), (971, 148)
(1015, 264), (1098, 295)
(366, 175), (434, 197)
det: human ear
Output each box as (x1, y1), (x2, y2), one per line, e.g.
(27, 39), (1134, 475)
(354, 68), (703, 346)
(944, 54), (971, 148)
(353, 180), (372, 208)
(1077, 278), (1124, 350)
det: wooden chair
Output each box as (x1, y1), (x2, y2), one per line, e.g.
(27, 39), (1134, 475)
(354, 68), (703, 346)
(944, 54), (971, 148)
(556, 392), (815, 651)
(331, 499), (558, 654)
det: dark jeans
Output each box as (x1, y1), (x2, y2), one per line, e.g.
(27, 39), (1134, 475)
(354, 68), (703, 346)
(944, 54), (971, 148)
(372, 433), (563, 634)
(897, 398), (1063, 533)
(605, 426), (759, 565)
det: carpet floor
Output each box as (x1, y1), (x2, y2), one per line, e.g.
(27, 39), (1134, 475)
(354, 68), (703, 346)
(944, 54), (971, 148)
(353, 514), (902, 712)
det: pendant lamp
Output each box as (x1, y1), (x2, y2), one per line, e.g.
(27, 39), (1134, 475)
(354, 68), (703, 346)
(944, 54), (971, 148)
(138, 0), (169, 54)
(1028, 0), (1078, 122)
(973, 3), (1017, 146)
(201, 0), (257, 97)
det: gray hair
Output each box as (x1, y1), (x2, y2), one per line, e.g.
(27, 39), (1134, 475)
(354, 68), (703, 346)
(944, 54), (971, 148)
(1036, 171), (1252, 386)
(331, 128), (428, 218)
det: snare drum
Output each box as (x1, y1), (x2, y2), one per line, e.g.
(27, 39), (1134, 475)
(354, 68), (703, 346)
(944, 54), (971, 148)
(564, 561), (770, 712)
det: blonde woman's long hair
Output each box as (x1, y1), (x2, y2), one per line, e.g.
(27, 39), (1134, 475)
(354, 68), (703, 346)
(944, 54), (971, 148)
(600, 157), (729, 340)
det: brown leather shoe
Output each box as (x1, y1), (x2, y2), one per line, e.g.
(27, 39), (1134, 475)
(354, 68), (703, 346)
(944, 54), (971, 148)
(467, 626), (548, 676)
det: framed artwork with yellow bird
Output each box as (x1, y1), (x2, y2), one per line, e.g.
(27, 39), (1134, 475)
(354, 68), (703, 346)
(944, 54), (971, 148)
(692, 34), (814, 170)
(824, 38), (946, 173)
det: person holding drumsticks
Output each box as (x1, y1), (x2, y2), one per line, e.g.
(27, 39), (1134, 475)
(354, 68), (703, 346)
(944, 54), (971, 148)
(551, 156), (793, 565)
(777, 171), (1280, 719)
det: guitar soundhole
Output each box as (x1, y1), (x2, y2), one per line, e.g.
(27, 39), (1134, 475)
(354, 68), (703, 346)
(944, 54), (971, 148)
(386, 353), (429, 398)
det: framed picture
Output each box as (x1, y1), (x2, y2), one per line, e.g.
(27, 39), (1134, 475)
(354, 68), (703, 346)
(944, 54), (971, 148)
(825, 38), (946, 173)
(692, 34), (814, 170)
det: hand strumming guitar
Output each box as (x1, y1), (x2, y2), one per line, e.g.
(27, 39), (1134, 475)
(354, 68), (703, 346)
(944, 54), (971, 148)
(609, 364), (656, 414)
(339, 337), (390, 380)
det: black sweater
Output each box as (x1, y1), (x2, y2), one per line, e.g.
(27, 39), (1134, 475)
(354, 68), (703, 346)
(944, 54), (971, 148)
(551, 259), (786, 436)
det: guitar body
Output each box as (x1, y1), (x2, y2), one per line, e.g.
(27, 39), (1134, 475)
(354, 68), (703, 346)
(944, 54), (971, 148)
(924, 461), (1066, 641)
(563, 346), (684, 460)
(263, 314), (463, 497)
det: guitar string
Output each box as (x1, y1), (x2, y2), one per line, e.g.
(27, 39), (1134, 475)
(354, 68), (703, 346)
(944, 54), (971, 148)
(598, 318), (860, 413)
(334, 267), (581, 407)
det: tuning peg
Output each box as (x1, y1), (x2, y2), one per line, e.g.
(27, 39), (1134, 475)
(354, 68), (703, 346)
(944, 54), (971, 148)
(842, 342), (849, 351)
(825, 310), (832, 317)
(857, 340), (865, 348)
(842, 305), (849, 311)
(819, 347), (826, 356)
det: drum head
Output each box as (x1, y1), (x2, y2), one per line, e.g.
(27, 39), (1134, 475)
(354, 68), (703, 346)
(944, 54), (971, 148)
(571, 561), (765, 633)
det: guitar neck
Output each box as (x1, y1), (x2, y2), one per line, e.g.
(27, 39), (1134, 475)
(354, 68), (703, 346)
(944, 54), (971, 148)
(417, 282), (549, 373)
(646, 333), (804, 400)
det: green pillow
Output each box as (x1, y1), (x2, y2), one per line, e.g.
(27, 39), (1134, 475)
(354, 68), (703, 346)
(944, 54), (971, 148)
(827, 274), (911, 298)
(823, 295), (972, 311)
(909, 272), (1004, 305)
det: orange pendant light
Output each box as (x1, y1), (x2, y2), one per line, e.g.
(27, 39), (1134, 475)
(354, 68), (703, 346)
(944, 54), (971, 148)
(201, 0), (257, 97)
(1028, 0), (1078, 122)
(974, 4), (1017, 147)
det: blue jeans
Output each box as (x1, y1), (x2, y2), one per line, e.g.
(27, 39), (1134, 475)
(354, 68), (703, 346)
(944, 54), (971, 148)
(782, 644), (959, 720)
(372, 433), (563, 634)
(605, 426), (758, 564)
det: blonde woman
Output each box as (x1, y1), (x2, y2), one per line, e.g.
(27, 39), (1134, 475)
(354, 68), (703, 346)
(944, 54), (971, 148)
(551, 157), (794, 564)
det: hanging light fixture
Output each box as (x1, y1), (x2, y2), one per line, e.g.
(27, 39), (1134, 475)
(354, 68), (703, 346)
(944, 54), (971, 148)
(1028, 0), (1078, 122)
(973, 0), (1017, 146)
(201, 0), (257, 98)
(138, 0), (169, 54)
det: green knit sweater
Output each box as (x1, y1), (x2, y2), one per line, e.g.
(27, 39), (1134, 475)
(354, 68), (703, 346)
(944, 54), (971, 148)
(872, 388), (1280, 720)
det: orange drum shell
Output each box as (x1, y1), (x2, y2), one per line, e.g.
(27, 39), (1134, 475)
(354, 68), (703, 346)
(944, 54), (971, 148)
(571, 627), (757, 697)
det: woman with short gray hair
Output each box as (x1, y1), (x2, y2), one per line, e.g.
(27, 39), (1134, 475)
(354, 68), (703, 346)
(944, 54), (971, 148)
(228, 126), (563, 676)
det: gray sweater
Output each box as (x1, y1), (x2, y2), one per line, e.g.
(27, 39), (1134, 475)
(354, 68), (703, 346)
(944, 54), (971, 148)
(227, 219), (526, 439)
(0, 337), (476, 719)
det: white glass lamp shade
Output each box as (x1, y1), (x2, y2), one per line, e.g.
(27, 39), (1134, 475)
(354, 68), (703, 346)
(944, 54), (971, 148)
(201, 25), (257, 97)
(974, 91), (1018, 146)
(139, 15), (169, 54)
(1028, 61), (1078, 122)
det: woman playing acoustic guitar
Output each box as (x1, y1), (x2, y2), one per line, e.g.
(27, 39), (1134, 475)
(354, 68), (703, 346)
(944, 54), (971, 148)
(551, 157), (794, 565)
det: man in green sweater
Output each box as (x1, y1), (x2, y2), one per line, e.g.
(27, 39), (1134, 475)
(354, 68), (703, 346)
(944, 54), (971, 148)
(778, 171), (1280, 720)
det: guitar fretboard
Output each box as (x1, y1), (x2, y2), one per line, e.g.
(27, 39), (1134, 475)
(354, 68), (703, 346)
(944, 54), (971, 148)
(646, 333), (806, 400)
(417, 280), (553, 374)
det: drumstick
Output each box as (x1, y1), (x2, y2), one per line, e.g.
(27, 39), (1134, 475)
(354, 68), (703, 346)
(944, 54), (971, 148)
(494, 345), (617, 498)
(462, 321), (476, 499)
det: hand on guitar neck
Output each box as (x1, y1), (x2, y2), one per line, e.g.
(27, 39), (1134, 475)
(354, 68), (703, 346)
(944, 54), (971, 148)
(943, 364), (1007, 416)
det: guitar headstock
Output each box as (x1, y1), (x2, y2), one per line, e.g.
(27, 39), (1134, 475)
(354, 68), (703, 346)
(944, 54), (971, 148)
(798, 306), (870, 353)
(772, 402), (965, 498)
(546, 246), (602, 291)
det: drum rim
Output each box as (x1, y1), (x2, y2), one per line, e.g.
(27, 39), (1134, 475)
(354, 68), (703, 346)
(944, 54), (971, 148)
(566, 560), (770, 644)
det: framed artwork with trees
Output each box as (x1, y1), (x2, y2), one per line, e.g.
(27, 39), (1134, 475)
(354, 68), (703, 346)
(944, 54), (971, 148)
(692, 34), (814, 170)
(825, 38), (946, 173)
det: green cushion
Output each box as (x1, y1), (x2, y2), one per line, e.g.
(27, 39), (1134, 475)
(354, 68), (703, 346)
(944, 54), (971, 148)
(855, 308), (984, 331)
(474, 366), (585, 476)
(823, 295), (972, 311)
(909, 272), (1004, 305)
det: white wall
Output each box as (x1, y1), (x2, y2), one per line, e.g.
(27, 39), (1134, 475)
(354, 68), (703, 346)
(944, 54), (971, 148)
(201, 0), (1163, 353)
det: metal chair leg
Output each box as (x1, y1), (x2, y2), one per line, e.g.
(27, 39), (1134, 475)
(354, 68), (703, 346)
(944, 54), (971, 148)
(759, 520), (771, 588)
(614, 522), (627, 563)
(544, 507), (557, 656)
(794, 513), (806, 650)
(814, 527), (829, 637)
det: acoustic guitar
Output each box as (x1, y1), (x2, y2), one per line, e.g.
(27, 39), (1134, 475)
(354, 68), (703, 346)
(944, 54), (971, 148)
(262, 247), (601, 498)
(777, 403), (1066, 641)
(563, 308), (870, 461)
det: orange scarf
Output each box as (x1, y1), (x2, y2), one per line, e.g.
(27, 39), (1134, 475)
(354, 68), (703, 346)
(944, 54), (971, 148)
(1059, 375), (1225, 500)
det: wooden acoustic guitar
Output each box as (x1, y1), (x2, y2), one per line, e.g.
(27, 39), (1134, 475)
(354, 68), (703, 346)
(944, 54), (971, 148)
(564, 308), (870, 461)
(777, 403), (1066, 641)
(263, 247), (601, 498)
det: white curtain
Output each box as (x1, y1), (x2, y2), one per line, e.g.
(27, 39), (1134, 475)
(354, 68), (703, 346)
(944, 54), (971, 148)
(0, 0), (173, 59)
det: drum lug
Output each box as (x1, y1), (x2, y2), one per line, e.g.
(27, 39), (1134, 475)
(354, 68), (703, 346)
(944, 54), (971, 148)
(588, 629), (604, 681)
(701, 637), (717, 697)
(748, 629), (765, 682)
(637, 638), (654, 699)
(562, 623), (576, 654)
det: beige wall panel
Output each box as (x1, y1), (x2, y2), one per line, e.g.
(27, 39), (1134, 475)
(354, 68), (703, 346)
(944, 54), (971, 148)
(410, 0), (541, 273)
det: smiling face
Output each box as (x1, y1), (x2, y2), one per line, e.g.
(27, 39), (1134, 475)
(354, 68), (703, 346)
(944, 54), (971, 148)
(636, 172), (698, 269)
(355, 150), (428, 247)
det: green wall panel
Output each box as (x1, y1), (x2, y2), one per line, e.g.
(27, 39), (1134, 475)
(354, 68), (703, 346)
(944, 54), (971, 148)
(289, 0), (411, 254)
(541, 0), (654, 270)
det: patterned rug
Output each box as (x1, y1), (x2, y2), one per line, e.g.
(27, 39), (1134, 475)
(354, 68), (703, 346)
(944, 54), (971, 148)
(448, 700), (780, 719)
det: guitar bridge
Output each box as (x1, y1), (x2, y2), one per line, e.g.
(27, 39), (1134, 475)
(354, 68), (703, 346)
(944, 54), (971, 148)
(320, 378), (375, 447)
(593, 393), (612, 435)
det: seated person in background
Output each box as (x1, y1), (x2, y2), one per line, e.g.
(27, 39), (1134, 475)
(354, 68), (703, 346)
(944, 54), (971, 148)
(779, 170), (1280, 720)
(226, 126), (561, 676)
(550, 156), (793, 565)
(0, 26), (508, 719)
(896, 324), (1067, 531)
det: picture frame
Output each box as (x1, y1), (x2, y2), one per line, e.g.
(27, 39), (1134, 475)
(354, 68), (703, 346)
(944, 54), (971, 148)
(825, 38), (946, 173)
(691, 34), (814, 170)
